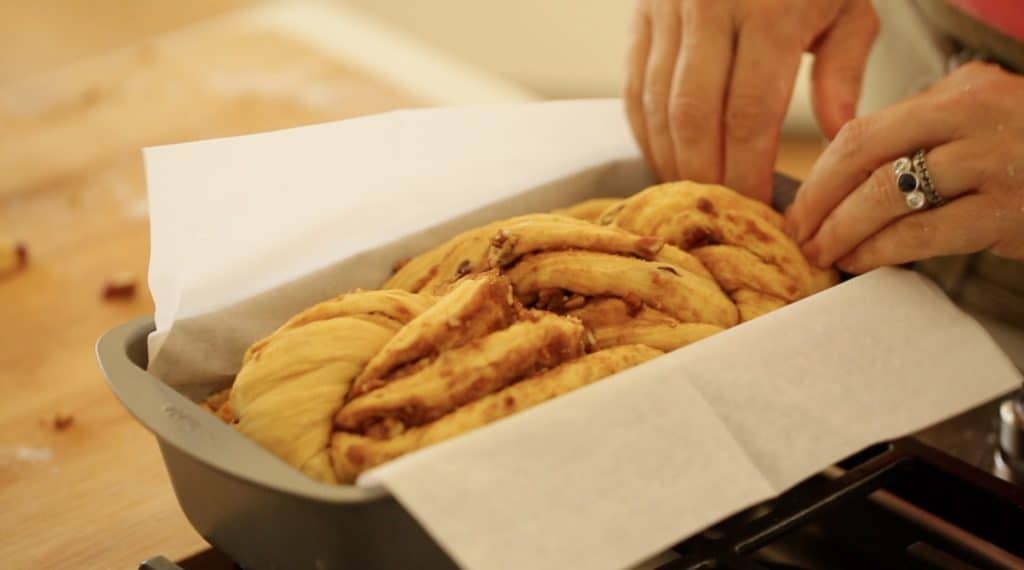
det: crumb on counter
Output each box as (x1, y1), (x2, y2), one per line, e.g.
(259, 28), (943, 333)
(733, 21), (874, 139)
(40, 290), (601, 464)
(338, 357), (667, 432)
(53, 413), (74, 431)
(1, 238), (28, 276)
(102, 271), (137, 300)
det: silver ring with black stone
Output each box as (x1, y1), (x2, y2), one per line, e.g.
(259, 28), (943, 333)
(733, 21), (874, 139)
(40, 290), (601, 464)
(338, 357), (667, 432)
(892, 156), (928, 211)
(912, 149), (946, 207)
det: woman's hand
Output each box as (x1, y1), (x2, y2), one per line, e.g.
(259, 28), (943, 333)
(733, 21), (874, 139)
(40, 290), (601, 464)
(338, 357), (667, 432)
(624, 0), (878, 202)
(787, 62), (1024, 273)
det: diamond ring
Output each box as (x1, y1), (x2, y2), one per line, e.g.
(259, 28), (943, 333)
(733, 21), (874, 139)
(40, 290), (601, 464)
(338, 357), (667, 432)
(893, 156), (927, 211)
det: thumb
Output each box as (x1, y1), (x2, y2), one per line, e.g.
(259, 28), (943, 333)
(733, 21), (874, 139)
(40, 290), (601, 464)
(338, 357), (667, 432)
(811, 0), (880, 139)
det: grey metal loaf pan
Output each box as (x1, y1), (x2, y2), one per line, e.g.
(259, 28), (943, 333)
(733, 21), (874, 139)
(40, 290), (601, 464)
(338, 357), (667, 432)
(97, 318), (457, 570)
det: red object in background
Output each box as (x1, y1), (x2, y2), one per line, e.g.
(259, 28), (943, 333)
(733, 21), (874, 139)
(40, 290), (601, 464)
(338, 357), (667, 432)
(947, 0), (1024, 43)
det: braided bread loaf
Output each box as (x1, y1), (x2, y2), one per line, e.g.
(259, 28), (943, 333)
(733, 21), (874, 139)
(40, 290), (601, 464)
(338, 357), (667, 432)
(204, 181), (836, 484)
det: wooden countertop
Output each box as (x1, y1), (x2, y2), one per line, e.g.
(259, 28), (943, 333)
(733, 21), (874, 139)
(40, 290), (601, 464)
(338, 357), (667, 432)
(0, 5), (824, 568)
(0, 11), (428, 568)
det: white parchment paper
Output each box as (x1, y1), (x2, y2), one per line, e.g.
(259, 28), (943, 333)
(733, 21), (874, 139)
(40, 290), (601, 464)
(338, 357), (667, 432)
(144, 99), (1022, 570)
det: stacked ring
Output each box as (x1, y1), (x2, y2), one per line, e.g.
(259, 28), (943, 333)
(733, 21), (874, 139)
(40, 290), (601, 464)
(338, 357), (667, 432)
(913, 149), (946, 207)
(892, 156), (927, 210)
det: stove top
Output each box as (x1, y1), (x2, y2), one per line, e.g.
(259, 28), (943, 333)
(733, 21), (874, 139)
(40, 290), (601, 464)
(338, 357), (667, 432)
(668, 436), (1024, 569)
(143, 392), (1024, 570)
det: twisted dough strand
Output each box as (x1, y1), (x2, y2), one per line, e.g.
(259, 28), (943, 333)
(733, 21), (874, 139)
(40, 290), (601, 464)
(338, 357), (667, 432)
(602, 182), (837, 305)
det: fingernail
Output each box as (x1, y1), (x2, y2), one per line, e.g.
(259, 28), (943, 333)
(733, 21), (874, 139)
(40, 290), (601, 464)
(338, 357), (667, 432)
(836, 255), (857, 274)
(801, 240), (821, 265)
(827, 101), (857, 142)
(783, 208), (799, 240)
(795, 225), (813, 245)
(783, 219), (798, 241)
(782, 212), (798, 237)
(787, 202), (809, 243)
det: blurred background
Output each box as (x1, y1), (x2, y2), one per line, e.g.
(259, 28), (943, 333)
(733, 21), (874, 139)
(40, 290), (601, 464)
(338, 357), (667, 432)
(0, 1), (946, 567)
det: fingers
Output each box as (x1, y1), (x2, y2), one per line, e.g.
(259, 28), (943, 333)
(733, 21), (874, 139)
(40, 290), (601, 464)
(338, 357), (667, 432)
(810, 0), (880, 139)
(802, 140), (988, 268)
(625, 0), (654, 171)
(836, 193), (1004, 273)
(667, 0), (733, 184)
(722, 18), (805, 203)
(786, 94), (960, 244)
(643, 0), (683, 181)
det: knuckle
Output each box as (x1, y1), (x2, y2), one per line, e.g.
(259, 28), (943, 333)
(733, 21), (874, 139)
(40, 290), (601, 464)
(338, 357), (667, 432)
(987, 176), (1021, 210)
(936, 86), (995, 126)
(624, 77), (644, 102)
(747, 7), (801, 42)
(943, 87), (974, 109)
(642, 73), (671, 114)
(837, 251), (861, 273)
(632, 0), (650, 18)
(955, 61), (983, 78)
(864, 166), (902, 212)
(686, 0), (717, 12)
(832, 116), (872, 159)
(750, 0), (787, 22)
(770, 29), (804, 53)
(725, 95), (772, 144)
(952, 61), (1015, 94)
(931, 91), (963, 115)
(960, 60), (1000, 78)
(815, 220), (842, 256)
(668, 95), (713, 134)
(651, 0), (678, 19)
(982, 73), (1022, 104)
(686, 0), (728, 21)
(641, 89), (663, 120)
